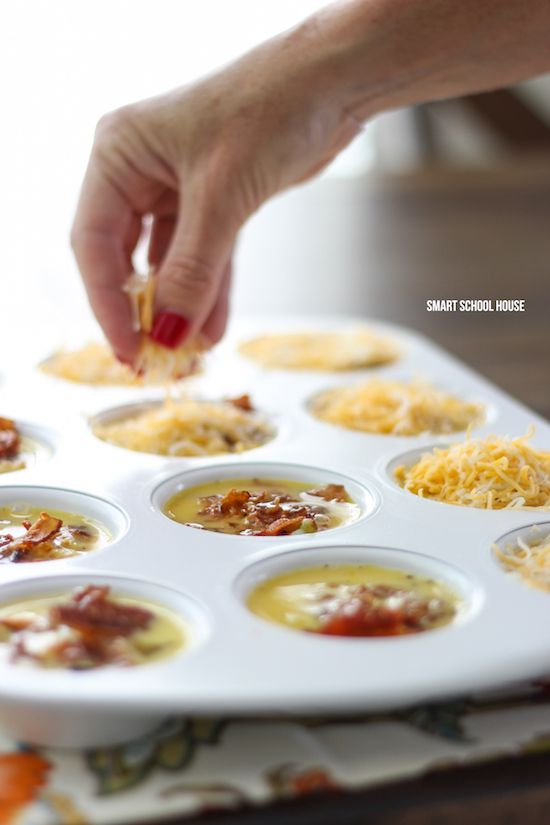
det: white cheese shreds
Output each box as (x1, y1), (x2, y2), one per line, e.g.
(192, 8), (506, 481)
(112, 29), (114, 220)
(494, 530), (550, 590)
(238, 330), (399, 371)
(93, 398), (275, 457)
(311, 379), (485, 435)
(395, 429), (550, 509)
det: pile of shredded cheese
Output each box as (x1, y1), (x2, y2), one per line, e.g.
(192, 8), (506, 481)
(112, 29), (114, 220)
(238, 330), (399, 371)
(311, 379), (484, 435)
(41, 342), (146, 387)
(494, 529), (550, 590)
(395, 429), (550, 509)
(93, 398), (275, 457)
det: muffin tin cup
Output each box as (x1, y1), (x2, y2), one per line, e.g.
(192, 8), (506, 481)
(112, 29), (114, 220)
(0, 570), (211, 747)
(0, 420), (58, 480)
(0, 485), (128, 571)
(151, 460), (379, 540)
(89, 397), (286, 461)
(234, 542), (483, 629)
(0, 315), (549, 746)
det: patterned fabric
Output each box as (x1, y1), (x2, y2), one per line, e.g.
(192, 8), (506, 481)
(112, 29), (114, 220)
(5, 680), (550, 825)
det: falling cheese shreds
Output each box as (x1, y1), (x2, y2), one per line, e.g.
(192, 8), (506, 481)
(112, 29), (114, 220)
(394, 428), (550, 509)
(495, 530), (550, 590)
(238, 330), (399, 371)
(126, 270), (206, 384)
(134, 338), (205, 385)
(93, 398), (275, 457)
(311, 379), (485, 435)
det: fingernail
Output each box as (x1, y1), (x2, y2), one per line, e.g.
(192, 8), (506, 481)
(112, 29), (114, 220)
(150, 311), (190, 349)
(115, 353), (131, 366)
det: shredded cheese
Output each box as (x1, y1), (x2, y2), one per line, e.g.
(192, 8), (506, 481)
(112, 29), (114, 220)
(41, 271), (205, 386)
(494, 528), (550, 590)
(238, 330), (399, 371)
(93, 398), (275, 457)
(395, 428), (550, 509)
(125, 270), (206, 384)
(311, 379), (484, 435)
(41, 342), (146, 387)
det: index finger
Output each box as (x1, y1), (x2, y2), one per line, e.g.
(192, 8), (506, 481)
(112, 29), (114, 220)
(71, 160), (141, 362)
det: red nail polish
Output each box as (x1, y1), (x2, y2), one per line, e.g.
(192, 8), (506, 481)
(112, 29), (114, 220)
(150, 311), (190, 349)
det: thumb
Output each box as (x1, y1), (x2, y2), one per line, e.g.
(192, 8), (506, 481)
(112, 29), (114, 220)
(151, 198), (236, 349)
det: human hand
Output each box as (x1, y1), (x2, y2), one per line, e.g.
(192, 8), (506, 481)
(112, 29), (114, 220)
(73, 0), (550, 366)
(71, 22), (360, 364)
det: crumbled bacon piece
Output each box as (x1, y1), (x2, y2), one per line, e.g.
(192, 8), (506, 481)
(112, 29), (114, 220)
(220, 489), (251, 515)
(51, 585), (153, 637)
(319, 602), (413, 637)
(0, 417), (20, 459)
(227, 394), (254, 412)
(316, 585), (451, 637)
(0, 512), (62, 561)
(0, 513), (100, 563)
(306, 484), (347, 502)
(258, 516), (307, 536)
(193, 480), (352, 536)
(19, 513), (62, 546)
(3, 585), (158, 669)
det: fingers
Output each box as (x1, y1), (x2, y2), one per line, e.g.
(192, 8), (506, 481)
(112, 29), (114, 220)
(71, 161), (141, 363)
(148, 214), (175, 271)
(150, 191), (237, 350)
(201, 260), (233, 345)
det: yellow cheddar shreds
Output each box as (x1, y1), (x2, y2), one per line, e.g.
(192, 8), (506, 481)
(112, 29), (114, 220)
(135, 339), (205, 385)
(125, 271), (206, 384)
(93, 398), (275, 457)
(238, 330), (399, 371)
(494, 530), (550, 591)
(41, 272), (205, 387)
(311, 379), (484, 436)
(41, 342), (146, 387)
(395, 429), (550, 509)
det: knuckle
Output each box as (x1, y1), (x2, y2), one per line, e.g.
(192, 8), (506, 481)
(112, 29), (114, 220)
(162, 256), (218, 300)
(94, 106), (134, 146)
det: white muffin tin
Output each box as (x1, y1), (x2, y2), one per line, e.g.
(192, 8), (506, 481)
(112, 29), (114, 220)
(1, 315), (549, 748)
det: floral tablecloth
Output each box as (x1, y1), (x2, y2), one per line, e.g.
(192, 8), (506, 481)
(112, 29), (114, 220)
(4, 679), (550, 825)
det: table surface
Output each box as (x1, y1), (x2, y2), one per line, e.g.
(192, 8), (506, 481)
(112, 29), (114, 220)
(186, 160), (550, 825)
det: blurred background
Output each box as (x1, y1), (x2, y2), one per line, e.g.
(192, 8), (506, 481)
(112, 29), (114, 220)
(2, 0), (549, 414)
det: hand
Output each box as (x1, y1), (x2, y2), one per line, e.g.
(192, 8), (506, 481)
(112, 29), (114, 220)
(73, 0), (550, 365)
(71, 23), (359, 363)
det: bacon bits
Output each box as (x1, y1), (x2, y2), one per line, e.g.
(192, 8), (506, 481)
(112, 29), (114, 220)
(227, 394), (254, 412)
(306, 484), (347, 502)
(317, 584), (454, 637)
(52, 585), (153, 637)
(2, 586), (155, 670)
(0, 417), (21, 459)
(194, 484), (348, 536)
(0, 511), (100, 563)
